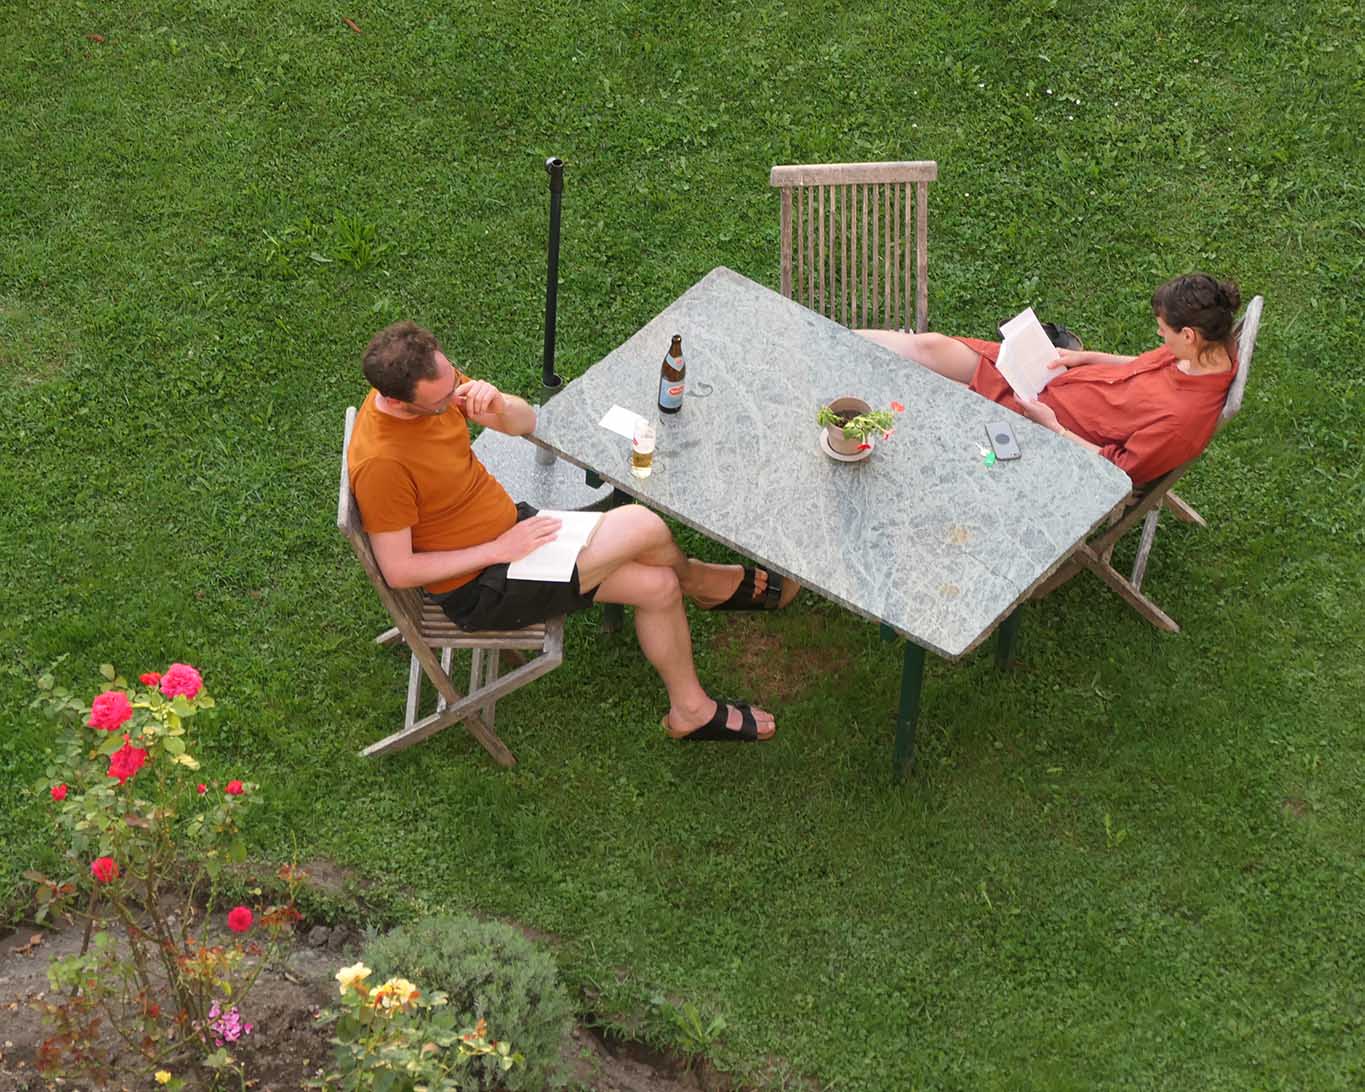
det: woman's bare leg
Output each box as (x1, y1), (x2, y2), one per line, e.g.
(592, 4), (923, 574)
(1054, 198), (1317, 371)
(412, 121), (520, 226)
(854, 329), (979, 385)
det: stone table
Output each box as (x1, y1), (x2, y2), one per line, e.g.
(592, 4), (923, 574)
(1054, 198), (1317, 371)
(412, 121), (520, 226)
(531, 267), (1132, 776)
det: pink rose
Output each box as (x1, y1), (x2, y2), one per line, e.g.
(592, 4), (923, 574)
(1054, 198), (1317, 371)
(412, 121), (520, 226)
(88, 691), (133, 731)
(90, 856), (119, 884)
(139, 672), (162, 686)
(51, 784), (68, 802)
(226, 906), (253, 933)
(159, 663), (203, 700)
(225, 780), (245, 796)
(107, 741), (149, 785)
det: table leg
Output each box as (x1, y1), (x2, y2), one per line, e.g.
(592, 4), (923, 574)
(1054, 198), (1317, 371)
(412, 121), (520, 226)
(893, 642), (926, 782)
(995, 607), (1022, 671)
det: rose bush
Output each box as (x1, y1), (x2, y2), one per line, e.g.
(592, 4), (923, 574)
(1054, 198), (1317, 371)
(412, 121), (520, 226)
(311, 962), (522, 1091)
(29, 661), (300, 1088)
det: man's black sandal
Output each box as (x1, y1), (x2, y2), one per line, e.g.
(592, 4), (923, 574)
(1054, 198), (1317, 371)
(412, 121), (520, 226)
(707, 567), (786, 611)
(663, 698), (764, 742)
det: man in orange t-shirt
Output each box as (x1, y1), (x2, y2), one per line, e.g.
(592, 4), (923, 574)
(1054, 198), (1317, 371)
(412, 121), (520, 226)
(349, 321), (795, 743)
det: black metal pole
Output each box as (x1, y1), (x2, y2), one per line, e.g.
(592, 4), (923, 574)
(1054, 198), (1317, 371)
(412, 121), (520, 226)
(542, 156), (564, 399)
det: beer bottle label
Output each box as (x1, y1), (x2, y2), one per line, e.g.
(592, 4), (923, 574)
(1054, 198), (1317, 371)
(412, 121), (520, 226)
(658, 373), (684, 410)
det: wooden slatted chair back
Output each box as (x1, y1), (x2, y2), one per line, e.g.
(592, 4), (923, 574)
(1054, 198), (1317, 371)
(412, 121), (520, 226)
(769, 161), (938, 332)
(337, 406), (424, 632)
(1221, 294), (1262, 426)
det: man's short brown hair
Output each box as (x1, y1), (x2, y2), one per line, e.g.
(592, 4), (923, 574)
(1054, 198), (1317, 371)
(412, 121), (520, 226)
(362, 321), (443, 402)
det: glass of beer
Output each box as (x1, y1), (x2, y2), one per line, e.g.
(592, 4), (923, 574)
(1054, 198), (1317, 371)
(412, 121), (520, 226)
(630, 418), (656, 478)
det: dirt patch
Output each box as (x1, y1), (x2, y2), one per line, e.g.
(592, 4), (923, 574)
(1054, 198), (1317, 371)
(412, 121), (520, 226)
(0, 300), (72, 387)
(0, 914), (731, 1091)
(294, 858), (365, 897)
(712, 613), (852, 703)
(1281, 797), (1309, 818)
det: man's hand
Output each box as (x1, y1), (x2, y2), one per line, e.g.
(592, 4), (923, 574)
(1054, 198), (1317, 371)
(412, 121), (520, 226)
(1017, 398), (1062, 434)
(454, 379), (506, 418)
(491, 515), (562, 563)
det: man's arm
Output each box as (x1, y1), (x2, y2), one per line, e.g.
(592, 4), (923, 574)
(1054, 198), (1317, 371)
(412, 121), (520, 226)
(456, 379), (537, 436)
(370, 518), (562, 589)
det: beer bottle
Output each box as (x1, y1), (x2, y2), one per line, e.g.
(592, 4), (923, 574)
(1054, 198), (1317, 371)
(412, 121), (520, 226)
(657, 333), (685, 415)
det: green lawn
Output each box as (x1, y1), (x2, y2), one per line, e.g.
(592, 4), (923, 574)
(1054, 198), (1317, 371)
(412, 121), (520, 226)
(3, 1), (1363, 1088)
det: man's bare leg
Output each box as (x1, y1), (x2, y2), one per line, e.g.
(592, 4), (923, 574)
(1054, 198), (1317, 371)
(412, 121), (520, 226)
(586, 560), (775, 739)
(576, 505), (797, 609)
(855, 329), (979, 384)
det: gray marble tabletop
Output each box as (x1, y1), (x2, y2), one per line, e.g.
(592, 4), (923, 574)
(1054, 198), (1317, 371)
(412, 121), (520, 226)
(530, 267), (1132, 660)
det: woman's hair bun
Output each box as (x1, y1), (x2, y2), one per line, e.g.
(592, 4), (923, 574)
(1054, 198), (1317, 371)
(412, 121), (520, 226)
(1152, 273), (1241, 343)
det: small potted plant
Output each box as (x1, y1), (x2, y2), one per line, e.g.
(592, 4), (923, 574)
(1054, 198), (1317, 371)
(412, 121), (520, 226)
(818, 396), (903, 456)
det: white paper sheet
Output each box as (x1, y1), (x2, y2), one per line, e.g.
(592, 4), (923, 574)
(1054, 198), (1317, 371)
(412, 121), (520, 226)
(598, 404), (647, 439)
(506, 511), (604, 583)
(996, 307), (1064, 402)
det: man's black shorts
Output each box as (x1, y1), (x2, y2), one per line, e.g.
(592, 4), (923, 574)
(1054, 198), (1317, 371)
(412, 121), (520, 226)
(435, 503), (598, 631)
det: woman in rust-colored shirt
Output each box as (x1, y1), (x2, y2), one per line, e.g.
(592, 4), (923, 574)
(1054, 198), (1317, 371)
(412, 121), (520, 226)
(857, 273), (1242, 485)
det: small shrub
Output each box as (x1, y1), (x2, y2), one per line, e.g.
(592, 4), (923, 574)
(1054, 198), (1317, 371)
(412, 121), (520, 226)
(363, 915), (572, 1091)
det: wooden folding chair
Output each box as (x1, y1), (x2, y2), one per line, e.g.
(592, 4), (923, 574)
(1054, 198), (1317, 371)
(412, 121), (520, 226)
(337, 407), (565, 763)
(769, 160), (938, 332)
(1031, 296), (1264, 632)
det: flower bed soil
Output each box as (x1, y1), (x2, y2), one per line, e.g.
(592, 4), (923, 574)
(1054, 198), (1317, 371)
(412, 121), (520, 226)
(0, 914), (729, 1091)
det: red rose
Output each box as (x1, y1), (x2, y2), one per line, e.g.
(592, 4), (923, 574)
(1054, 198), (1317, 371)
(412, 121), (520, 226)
(90, 856), (119, 884)
(197, 783), (207, 794)
(226, 906), (253, 933)
(51, 784), (69, 802)
(107, 741), (149, 785)
(139, 672), (162, 686)
(159, 663), (203, 700)
(225, 780), (245, 796)
(88, 691), (134, 731)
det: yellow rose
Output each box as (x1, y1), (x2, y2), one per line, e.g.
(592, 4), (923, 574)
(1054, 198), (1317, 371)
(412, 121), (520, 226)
(154, 1072), (173, 1086)
(335, 962), (372, 996)
(371, 976), (420, 1011)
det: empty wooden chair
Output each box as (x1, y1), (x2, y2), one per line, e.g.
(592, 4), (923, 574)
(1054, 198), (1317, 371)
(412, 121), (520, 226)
(769, 160), (938, 332)
(1031, 296), (1264, 632)
(337, 407), (565, 763)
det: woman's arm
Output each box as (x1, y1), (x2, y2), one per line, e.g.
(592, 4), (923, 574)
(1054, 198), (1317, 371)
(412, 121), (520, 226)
(1055, 348), (1138, 368)
(1015, 399), (1102, 455)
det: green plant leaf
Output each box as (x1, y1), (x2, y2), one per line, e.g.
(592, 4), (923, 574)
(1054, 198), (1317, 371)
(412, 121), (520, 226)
(99, 663), (116, 681)
(203, 1047), (232, 1069)
(162, 735), (186, 756)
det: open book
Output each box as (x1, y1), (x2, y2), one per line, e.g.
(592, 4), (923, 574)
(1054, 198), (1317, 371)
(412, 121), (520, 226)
(996, 307), (1065, 402)
(506, 511), (604, 583)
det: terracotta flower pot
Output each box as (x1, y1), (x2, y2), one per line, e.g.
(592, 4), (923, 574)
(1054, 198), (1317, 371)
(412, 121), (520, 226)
(823, 396), (874, 456)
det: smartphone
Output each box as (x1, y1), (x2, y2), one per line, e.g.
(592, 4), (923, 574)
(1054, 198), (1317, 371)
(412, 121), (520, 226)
(986, 422), (1022, 461)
